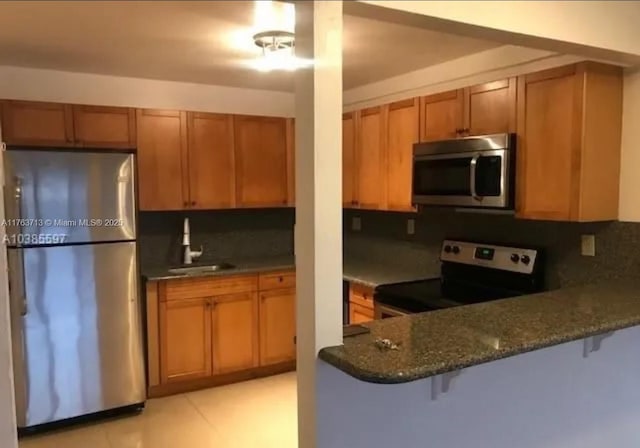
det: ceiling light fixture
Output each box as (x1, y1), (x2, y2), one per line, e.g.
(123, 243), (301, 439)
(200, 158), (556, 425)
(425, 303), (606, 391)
(248, 1), (311, 72)
(252, 29), (310, 72)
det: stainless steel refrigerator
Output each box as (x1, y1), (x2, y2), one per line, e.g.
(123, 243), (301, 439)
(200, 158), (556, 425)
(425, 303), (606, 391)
(3, 150), (145, 430)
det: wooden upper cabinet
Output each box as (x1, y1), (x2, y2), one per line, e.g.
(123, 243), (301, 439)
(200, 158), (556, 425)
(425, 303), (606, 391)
(211, 292), (259, 375)
(73, 105), (136, 149)
(159, 297), (212, 384)
(419, 90), (463, 142)
(259, 287), (296, 366)
(463, 78), (516, 136)
(385, 98), (418, 211)
(1, 100), (74, 146)
(136, 109), (188, 211)
(187, 112), (235, 210)
(286, 118), (295, 207)
(342, 112), (357, 207)
(234, 116), (288, 207)
(517, 63), (622, 221)
(356, 106), (385, 209)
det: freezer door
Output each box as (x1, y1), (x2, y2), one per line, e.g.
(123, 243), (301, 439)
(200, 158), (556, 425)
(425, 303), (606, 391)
(8, 242), (145, 428)
(3, 151), (135, 244)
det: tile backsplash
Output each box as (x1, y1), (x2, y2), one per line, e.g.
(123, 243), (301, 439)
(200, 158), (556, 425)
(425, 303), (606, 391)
(139, 206), (640, 290)
(138, 208), (294, 270)
(344, 208), (640, 289)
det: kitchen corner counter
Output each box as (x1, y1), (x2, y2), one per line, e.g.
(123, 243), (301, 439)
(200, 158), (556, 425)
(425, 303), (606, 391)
(319, 280), (640, 384)
(343, 259), (436, 288)
(143, 256), (433, 286)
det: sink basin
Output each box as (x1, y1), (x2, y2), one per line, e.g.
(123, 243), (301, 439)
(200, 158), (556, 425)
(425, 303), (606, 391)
(168, 263), (235, 275)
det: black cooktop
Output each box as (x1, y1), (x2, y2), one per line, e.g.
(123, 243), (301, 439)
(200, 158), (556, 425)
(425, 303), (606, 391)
(374, 278), (464, 314)
(373, 241), (545, 314)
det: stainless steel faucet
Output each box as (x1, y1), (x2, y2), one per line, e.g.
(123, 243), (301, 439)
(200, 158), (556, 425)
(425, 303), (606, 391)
(182, 217), (203, 265)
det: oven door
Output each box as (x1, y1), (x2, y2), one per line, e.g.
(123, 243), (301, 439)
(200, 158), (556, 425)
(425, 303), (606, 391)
(374, 301), (410, 319)
(412, 149), (511, 208)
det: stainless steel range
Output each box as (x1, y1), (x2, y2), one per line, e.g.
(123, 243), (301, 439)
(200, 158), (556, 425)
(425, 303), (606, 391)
(374, 240), (544, 319)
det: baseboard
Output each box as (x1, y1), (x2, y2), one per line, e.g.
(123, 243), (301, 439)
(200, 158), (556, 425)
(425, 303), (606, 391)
(148, 360), (296, 398)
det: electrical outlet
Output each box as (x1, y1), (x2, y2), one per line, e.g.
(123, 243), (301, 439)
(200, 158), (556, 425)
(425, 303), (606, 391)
(581, 234), (596, 256)
(352, 216), (361, 232)
(407, 219), (415, 235)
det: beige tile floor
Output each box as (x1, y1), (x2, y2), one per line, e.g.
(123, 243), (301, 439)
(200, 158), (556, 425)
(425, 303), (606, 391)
(19, 372), (298, 448)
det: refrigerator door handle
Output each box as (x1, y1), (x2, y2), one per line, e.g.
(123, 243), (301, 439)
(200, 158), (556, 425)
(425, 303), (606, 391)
(8, 249), (27, 317)
(14, 175), (23, 238)
(11, 177), (27, 315)
(16, 249), (27, 316)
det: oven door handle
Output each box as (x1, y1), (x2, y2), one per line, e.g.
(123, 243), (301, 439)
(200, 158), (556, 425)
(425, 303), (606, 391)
(470, 153), (483, 201)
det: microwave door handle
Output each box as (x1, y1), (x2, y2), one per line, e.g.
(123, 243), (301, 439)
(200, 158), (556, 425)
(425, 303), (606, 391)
(470, 153), (482, 201)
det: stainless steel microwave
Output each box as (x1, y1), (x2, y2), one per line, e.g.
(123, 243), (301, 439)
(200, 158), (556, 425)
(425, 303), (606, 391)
(412, 133), (516, 209)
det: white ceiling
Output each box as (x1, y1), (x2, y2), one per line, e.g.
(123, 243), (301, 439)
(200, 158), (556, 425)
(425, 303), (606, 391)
(0, 1), (500, 92)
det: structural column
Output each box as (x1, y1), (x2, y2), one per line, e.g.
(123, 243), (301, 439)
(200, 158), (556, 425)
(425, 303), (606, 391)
(294, 2), (343, 448)
(0, 142), (18, 448)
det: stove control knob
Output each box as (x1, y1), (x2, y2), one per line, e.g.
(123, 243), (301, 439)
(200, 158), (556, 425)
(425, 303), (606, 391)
(452, 246), (460, 255)
(521, 255), (531, 265)
(510, 253), (520, 263)
(444, 245), (452, 254)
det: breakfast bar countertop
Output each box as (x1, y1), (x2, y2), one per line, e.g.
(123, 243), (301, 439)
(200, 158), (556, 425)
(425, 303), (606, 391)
(319, 280), (640, 384)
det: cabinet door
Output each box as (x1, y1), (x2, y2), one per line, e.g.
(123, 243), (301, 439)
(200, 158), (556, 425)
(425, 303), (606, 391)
(349, 302), (374, 324)
(286, 118), (295, 206)
(516, 66), (578, 220)
(159, 297), (212, 383)
(386, 98), (418, 211)
(136, 109), (188, 211)
(73, 105), (136, 149)
(187, 112), (235, 209)
(464, 78), (516, 136)
(212, 292), (259, 374)
(342, 112), (357, 207)
(259, 288), (296, 366)
(1, 100), (74, 146)
(356, 106), (385, 209)
(419, 90), (463, 142)
(234, 116), (288, 207)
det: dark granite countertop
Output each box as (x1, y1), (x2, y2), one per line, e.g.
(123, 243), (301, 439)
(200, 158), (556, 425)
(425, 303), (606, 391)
(342, 259), (435, 288)
(143, 256), (432, 286)
(143, 255), (295, 281)
(319, 280), (640, 384)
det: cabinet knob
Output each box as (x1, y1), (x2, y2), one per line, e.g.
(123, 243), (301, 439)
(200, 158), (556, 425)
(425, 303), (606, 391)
(183, 201), (188, 207)
(190, 201), (196, 206)
(278, 276), (283, 283)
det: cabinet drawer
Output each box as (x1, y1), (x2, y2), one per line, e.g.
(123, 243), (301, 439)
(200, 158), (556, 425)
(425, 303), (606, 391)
(163, 275), (258, 301)
(349, 302), (374, 324)
(259, 271), (296, 290)
(349, 283), (374, 309)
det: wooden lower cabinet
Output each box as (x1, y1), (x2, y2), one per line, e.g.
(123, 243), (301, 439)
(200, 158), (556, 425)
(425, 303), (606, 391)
(159, 297), (212, 383)
(212, 292), (259, 374)
(350, 302), (374, 324)
(348, 283), (375, 324)
(259, 287), (296, 366)
(150, 270), (296, 396)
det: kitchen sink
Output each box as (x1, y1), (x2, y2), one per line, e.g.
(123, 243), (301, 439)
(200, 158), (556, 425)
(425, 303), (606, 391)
(168, 263), (236, 275)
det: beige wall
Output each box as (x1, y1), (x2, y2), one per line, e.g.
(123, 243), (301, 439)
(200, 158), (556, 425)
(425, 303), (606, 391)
(0, 65), (295, 117)
(343, 46), (583, 110)
(618, 69), (640, 222)
(357, 1), (640, 59)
